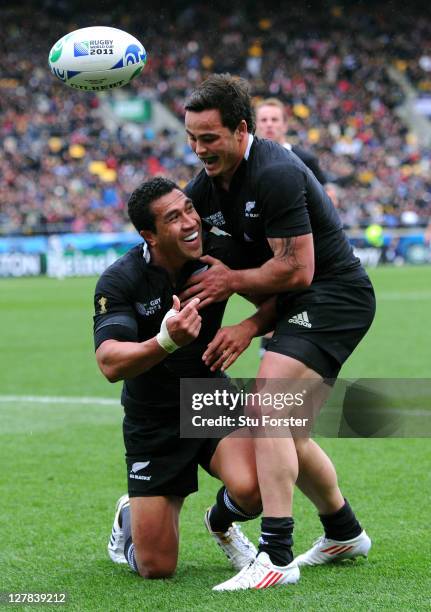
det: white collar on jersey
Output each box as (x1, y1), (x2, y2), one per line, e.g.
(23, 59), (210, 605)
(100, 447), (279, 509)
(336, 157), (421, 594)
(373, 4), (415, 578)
(283, 141), (292, 150)
(244, 133), (254, 160)
(142, 241), (151, 263)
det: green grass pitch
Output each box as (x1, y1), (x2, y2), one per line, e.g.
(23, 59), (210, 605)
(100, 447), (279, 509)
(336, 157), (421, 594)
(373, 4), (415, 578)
(0, 266), (430, 610)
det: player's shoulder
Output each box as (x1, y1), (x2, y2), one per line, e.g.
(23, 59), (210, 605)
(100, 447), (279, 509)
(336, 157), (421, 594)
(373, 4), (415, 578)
(291, 145), (327, 184)
(202, 226), (233, 259)
(95, 244), (145, 295)
(202, 227), (256, 269)
(252, 136), (291, 162)
(291, 144), (316, 165)
(250, 138), (306, 191)
(251, 137), (304, 175)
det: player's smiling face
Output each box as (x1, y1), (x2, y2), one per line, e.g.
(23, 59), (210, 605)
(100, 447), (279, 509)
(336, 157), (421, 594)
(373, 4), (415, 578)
(255, 105), (287, 144)
(144, 189), (202, 270)
(185, 109), (248, 185)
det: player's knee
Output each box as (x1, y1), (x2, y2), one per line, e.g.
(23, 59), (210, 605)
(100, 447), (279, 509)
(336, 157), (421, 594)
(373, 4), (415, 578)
(135, 551), (177, 579)
(133, 533), (178, 579)
(228, 477), (262, 514)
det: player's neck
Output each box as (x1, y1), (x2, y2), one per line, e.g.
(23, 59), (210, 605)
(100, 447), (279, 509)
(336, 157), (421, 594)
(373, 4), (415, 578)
(151, 250), (186, 282)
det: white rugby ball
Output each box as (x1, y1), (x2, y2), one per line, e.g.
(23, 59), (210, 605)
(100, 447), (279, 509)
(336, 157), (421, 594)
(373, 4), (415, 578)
(48, 26), (147, 91)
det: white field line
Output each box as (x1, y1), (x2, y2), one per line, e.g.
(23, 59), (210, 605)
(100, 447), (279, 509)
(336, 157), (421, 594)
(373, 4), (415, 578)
(0, 395), (429, 417)
(0, 395), (118, 405)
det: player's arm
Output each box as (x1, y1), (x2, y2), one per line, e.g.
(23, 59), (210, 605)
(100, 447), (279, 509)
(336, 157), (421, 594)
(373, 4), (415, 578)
(202, 296), (277, 372)
(96, 296), (201, 382)
(96, 337), (170, 383)
(230, 233), (314, 294)
(179, 234), (313, 307)
(180, 165), (314, 306)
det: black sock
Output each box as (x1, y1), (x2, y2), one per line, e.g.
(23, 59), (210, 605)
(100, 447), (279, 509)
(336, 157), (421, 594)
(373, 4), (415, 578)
(208, 486), (261, 533)
(257, 517), (294, 566)
(319, 498), (362, 541)
(122, 504), (138, 573)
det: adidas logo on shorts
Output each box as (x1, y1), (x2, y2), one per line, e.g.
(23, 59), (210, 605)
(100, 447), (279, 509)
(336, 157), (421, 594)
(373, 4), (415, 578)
(288, 311), (312, 328)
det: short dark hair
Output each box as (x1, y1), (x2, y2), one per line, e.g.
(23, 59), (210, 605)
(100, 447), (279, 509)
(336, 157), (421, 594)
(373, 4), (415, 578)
(185, 73), (255, 133)
(127, 177), (178, 233)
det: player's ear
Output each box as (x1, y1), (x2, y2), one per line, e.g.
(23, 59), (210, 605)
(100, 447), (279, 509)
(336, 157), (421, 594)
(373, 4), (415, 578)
(236, 119), (248, 138)
(140, 229), (156, 247)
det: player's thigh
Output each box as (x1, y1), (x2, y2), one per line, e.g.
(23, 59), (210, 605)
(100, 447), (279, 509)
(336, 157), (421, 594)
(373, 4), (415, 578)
(257, 352), (331, 430)
(130, 495), (183, 573)
(209, 431), (260, 506)
(266, 279), (375, 380)
(258, 351), (321, 379)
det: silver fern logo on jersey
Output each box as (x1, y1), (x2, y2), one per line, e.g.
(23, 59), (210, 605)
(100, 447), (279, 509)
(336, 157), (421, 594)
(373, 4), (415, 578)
(245, 201), (259, 218)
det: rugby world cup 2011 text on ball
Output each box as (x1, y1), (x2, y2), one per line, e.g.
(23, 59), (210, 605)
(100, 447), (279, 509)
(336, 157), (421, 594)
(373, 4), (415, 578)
(48, 26), (147, 91)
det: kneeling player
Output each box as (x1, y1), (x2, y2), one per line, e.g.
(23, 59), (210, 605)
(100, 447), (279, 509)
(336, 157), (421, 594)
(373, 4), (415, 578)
(93, 178), (267, 578)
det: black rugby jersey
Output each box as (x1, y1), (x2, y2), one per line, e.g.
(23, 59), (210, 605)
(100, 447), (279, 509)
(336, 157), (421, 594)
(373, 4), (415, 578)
(185, 136), (365, 282)
(93, 230), (246, 417)
(289, 144), (327, 186)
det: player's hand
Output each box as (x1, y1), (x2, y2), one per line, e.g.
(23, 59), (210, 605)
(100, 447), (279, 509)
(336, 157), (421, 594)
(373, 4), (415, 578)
(179, 255), (235, 309)
(202, 321), (254, 372)
(166, 295), (202, 347)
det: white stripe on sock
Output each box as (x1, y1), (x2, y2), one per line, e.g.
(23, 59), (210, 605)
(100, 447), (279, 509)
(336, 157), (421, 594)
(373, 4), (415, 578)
(223, 489), (260, 519)
(127, 543), (138, 573)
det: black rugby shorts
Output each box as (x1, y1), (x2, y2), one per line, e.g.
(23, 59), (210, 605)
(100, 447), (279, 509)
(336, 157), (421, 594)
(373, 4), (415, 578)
(123, 413), (221, 497)
(266, 277), (376, 379)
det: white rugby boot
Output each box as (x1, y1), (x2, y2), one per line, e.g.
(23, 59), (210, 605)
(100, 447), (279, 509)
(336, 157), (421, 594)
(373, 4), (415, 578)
(295, 530), (371, 567)
(212, 551), (300, 591)
(204, 508), (257, 571)
(107, 494), (130, 564)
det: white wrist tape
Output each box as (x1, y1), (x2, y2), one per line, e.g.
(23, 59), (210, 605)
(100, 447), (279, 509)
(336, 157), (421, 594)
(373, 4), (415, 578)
(156, 308), (180, 353)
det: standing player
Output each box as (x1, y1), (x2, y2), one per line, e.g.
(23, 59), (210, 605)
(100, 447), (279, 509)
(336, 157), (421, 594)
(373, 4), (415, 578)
(255, 97), (327, 185)
(94, 177), (267, 580)
(181, 74), (375, 591)
(255, 97), (327, 357)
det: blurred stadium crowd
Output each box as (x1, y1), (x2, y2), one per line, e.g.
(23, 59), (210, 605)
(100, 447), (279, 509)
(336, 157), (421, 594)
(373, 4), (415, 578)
(1, 0), (430, 235)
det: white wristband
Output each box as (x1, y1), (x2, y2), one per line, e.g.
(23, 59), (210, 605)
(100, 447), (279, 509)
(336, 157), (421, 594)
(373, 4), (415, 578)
(156, 308), (180, 353)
